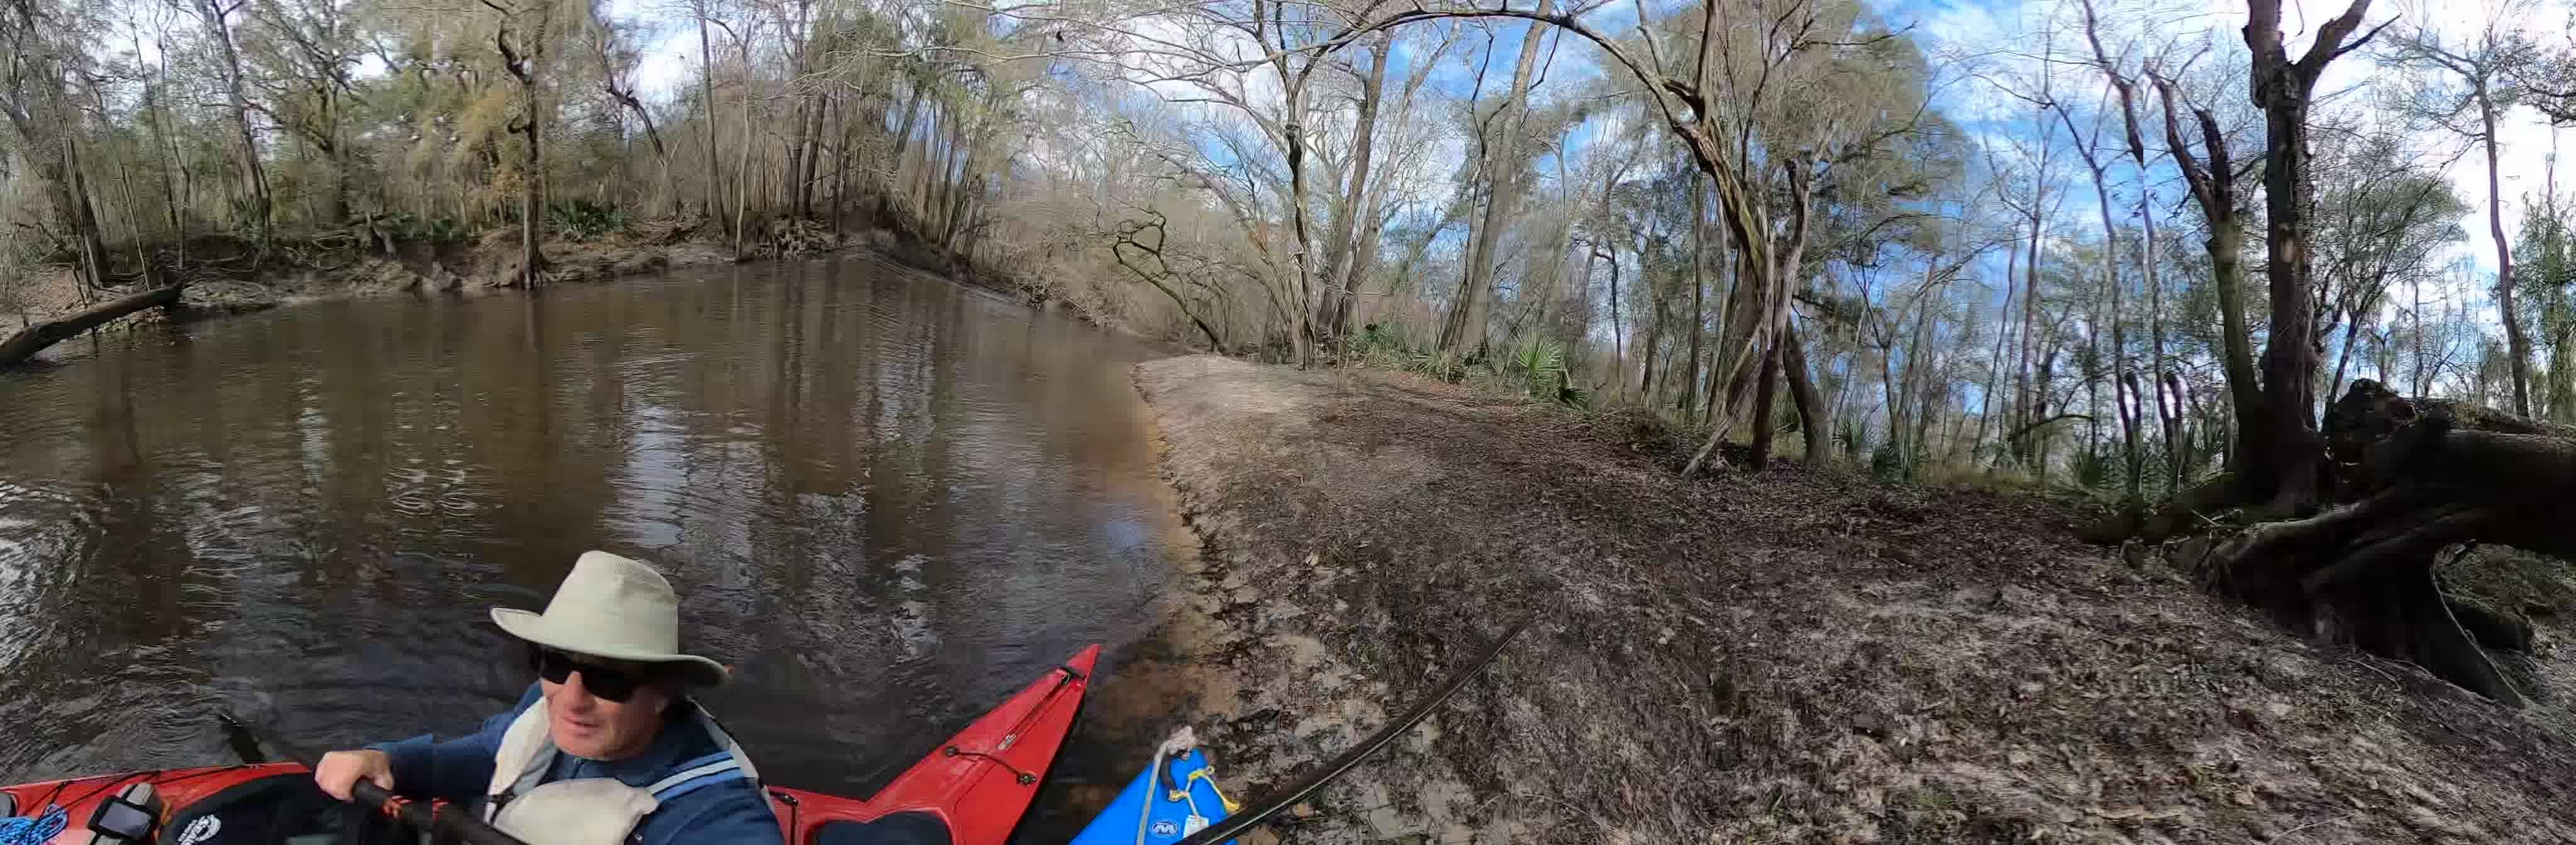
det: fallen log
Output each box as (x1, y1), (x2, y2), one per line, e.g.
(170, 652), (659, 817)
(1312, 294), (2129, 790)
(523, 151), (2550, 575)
(2208, 378), (2576, 704)
(0, 283), (188, 367)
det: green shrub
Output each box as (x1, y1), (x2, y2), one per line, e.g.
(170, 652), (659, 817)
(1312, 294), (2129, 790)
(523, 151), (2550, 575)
(378, 213), (471, 243)
(1507, 338), (1588, 410)
(1869, 440), (1904, 479)
(1837, 418), (1872, 463)
(1353, 322), (1411, 355)
(545, 200), (628, 241)
(2070, 448), (2116, 494)
(1408, 348), (1466, 382)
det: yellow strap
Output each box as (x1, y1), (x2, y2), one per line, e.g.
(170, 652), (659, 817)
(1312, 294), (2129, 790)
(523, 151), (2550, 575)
(1178, 769), (1240, 814)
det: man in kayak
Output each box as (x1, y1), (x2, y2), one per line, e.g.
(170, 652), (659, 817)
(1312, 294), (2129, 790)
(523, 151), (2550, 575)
(313, 551), (782, 844)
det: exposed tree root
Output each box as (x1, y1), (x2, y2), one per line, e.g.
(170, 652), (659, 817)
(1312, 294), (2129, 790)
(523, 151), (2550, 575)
(2206, 378), (2576, 704)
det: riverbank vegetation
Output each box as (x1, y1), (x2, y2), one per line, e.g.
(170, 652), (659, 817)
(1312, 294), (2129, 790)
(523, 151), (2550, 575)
(11, 0), (2575, 499)
(14, 0), (2576, 726)
(0, 0), (1015, 336)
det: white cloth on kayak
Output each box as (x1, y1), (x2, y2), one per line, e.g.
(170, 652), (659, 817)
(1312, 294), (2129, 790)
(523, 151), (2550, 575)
(482, 697), (763, 845)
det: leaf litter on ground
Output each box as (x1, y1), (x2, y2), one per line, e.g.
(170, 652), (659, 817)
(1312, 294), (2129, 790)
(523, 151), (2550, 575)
(1131, 355), (2576, 844)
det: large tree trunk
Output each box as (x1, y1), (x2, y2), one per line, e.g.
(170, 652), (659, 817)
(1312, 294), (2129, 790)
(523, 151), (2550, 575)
(1603, 246), (1623, 391)
(797, 95), (825, 217)
(1682, 287), (1767, 477)
(1684, 183), (1710, 416)
(943, 119), (985, 248)
(1975, 248), (2019, 465)
(2138, 153), (2174, 495)
(944, 164), (979, 248)
(1701, 219), (1737, 426)
(887, 87), (921, 184)
(2553, 302), (2576, 424)
(497, 13), (547, 288)
(1268, 58), (1319, 369)
(830, 96), (853, 229)
(1437, 0), (1553, 358)
(1685, 160), (1815, 476)
(196, 0), (271, 243)
(145, 44), (186, 242)
(1315, 36), (1388, 340)
(2080, 0), (2180, 494)
(1636, 222), (1667, 399)
(696, 10), (723, 221)
(2014, 154), (2047, 470)
(1877, 309), (1902, 465)
(0, 80), (114, 291)
(44, 136), (113, 291)
(2479, 86), (2532, 416)
(2056, 104), (2141, 508)
(521, 90), (543, 286)
(2149, 71), (2262, 480)
(1742, 236), (1802, 468)
(1746, 334), (1783, 467)
(785, 94), (811, 219)
(1907, 296), (1941, 472)
(2239, 0), (2380, 514)
(1784, 321), (1829, 464)
(733, 42), (756, 259)
(597, 19), (670, 212)
(1335, 36), (1446, 336)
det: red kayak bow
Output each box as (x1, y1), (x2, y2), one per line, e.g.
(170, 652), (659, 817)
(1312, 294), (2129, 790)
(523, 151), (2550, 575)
(774, 644), (1098, 844)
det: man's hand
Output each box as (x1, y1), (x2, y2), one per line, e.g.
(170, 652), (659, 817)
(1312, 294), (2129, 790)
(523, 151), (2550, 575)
(313, 749), (394, 801)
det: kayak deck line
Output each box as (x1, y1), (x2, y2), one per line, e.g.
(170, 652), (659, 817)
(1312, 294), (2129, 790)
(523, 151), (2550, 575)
(933, 658), (1091, 786)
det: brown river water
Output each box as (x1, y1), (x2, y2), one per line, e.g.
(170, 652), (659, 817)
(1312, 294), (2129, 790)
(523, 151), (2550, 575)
(0, 255), (1192, 839)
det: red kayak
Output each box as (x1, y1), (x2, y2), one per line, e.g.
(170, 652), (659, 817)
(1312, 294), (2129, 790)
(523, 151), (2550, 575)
(778, 644), (1097, 844)
(0, 645), (1097, 845)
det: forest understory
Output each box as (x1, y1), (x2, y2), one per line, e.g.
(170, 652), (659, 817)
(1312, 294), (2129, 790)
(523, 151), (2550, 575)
(1135, 354), (2576, 844)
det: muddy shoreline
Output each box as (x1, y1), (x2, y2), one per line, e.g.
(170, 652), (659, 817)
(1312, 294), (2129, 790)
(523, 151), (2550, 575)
(1131, 355), (2576, 843)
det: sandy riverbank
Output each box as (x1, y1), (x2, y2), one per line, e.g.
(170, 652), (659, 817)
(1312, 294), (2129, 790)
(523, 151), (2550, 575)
(1130, 354), (2576, 843)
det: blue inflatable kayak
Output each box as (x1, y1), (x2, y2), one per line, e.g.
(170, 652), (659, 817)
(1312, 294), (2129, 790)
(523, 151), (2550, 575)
(1070, 728), (1237, 845)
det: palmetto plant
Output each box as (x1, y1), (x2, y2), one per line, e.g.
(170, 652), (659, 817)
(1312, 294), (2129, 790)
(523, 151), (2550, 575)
(1511, 338), (1589, 410)
(1408, 349), (1465, 382)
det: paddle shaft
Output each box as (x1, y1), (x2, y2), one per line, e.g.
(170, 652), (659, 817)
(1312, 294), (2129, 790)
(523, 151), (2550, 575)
(351, 781), (526, 845)
(219, 713), (529, 845)
(1170, 617), (1532, 845)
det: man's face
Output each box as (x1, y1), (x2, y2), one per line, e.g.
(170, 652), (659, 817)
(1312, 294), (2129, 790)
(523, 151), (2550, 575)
(538, 652), (670, 760)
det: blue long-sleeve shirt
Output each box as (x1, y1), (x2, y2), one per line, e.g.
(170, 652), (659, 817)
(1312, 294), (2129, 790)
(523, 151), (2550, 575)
(372, 685), (782, 845)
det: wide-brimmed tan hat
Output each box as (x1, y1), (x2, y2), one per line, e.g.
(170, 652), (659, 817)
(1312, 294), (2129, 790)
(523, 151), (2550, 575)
(491, 550), (728, 687)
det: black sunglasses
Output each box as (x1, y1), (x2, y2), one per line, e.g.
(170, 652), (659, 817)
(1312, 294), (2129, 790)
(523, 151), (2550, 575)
(527, 645), (657, 702)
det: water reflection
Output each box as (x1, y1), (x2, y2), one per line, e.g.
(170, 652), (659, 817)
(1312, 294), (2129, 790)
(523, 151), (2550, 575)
(0, 255), (1184, 816)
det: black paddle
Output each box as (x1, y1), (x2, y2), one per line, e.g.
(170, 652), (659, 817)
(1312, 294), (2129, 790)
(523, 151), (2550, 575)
(217, 712), (530, 845)
(1169, 616), (1532, 845)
